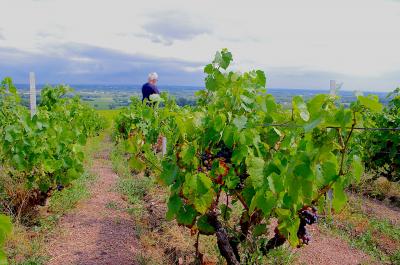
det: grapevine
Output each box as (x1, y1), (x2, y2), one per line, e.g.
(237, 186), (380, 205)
(115, 49), (382, 264)
(0, 78), (105, 216)
(355, 87), (400, 182)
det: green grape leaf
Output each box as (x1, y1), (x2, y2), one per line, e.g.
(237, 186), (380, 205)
(224, 169), (240, 189)
(351, 155), (363, 183)
(204, 64), (214, 74)
(219, 204), (232, 221)
(176, 205), (197, 226)
(334, 108), (352, 128)
(256, 70), (266, 87)
(332, 181), (347, 211)
(233, 115), (247, 130)
(231, 145), (248, 164)
(160, 161), (179, 185)
(241, 184), (256, 206)
(268, 172), (284, 194)
(12, 154), (25, 171)
(66, 168), (79, 181)
(278, 217), (300, 247)
(265, 95), (277, 113)
(321, 161), (338, 184)
(215, 49), (233, 70)
(182, 173), (215, 214)
(205, 77), (217, 91)
(4, 131), (13, 142)
(293, 96), (310, 121)
(265, 128), (281, 147)
(222, 125), (236, 148)
(357, 95), (383, 112)
(129, 156), (146, 171)
(181, 144), (196, 165)
(213, 113), (226, 131)
(293, 163), (313, 180)
(250, 190), (276, 216)
(246, 155), (265, 189)
(304, 117), (322, 133)
(302, 180), (314, 203)
(275, 208), (291, 219)
(197, 215), (215, 235)
(166, 194), (183, 220)
(253, 224), (268, 237)
(240, 95), (254, 105)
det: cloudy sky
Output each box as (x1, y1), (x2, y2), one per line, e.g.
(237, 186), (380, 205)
(0, 0), (399, 91)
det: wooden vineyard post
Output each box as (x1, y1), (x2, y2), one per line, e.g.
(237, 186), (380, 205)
(162, 137), (167, 156)
(328, 80), (336, 216)
(29, 72), (36, 117)
(327, 188), (333, 216)
(330, 80), (336, 96)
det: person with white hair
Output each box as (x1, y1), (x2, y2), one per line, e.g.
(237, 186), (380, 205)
(142, 72), (160, 102)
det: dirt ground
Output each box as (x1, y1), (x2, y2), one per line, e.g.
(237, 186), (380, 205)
(44, 136), (399, 265)
(295, 224), (375, 265)
(45, 144), (137, 265)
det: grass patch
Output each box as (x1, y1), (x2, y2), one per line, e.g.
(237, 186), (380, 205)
(47, 173), (95, 217)
(350, 171), (400, 207)
(111, 142), (164, 264)
(6, 223), (47, 265)
(117, 177), (153, 203)
(110, 140), (225, 265)
(5, 171), (96, 265)
(105, 201), (120, 210)
(5, 131), (105, 264)
(319, 199), (400, 263)
(111, 143), (131, 178)
(390, 250), (400, 264)
(369, 219), (400, 241)
(97, 109), (121, 125)
(264, 246), (298, 265)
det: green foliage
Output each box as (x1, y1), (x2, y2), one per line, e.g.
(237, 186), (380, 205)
(263, 246), (297, 265)
(0, 78), (105, 200)
(0, 215), (12, 265)
(113, 50), (382, 264)
(48, 172), (94, 214)
(355, 88), (400, 181)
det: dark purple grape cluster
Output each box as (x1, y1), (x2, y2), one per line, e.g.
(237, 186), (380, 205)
(200, 152), (213, 170)
(297, 207), (318, 245)
(263, 230), (286, 254)
(297, 224), (311, 245)
(300, 207), (318, 225)
(215, 146), (232, 162)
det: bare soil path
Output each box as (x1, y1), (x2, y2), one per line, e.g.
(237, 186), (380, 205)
(295, 193), (400, 265)
(295, 225), (374, 265)
(45, 138), (137, 265)
(349, 193), (400, 226)
(42, 133), (400, 265)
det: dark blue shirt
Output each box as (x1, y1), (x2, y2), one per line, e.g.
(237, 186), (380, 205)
(142, 82), (159, 101)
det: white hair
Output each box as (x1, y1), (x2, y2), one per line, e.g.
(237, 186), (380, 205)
(148, 72), (158, 81)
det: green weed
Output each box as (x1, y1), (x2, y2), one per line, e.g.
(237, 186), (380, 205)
(264, 246), (297, 265)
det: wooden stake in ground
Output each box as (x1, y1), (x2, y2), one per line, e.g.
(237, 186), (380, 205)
(29, 72), (36, 117)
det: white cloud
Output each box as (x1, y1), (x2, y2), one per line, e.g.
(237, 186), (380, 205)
(0, 28), (4, 40)
(0, 0), (399, 90)
(140, 11), (212, 45)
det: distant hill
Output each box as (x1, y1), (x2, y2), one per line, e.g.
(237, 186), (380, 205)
(14, 83), (391, 106)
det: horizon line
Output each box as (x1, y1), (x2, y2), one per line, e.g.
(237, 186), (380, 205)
(12, 83), (395, 93)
